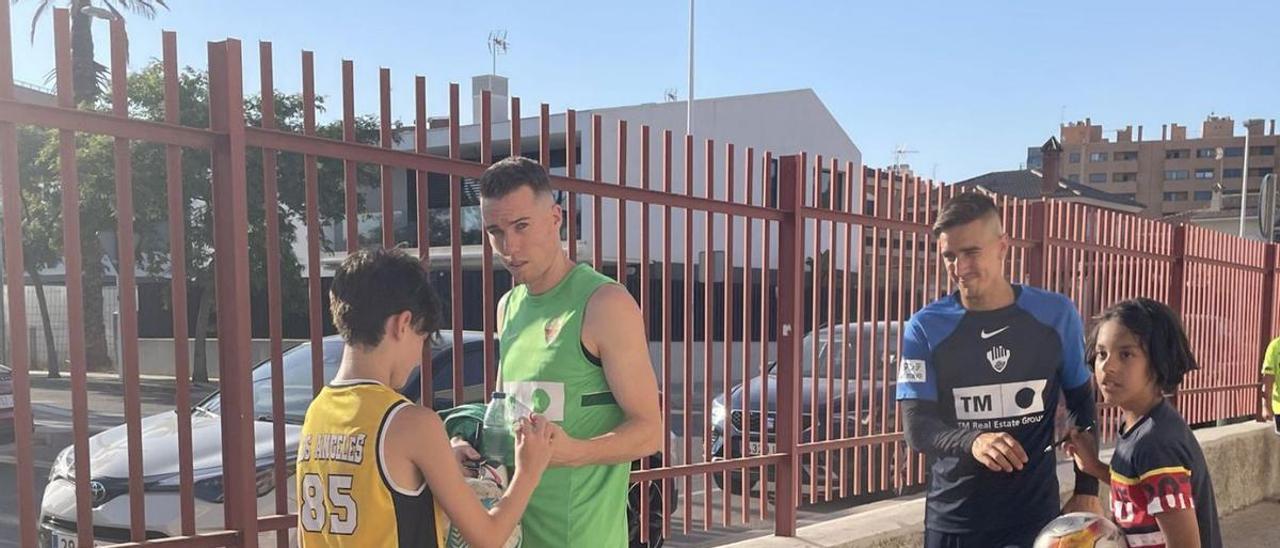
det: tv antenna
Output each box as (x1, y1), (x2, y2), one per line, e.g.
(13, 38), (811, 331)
(488, 30), (510, 75)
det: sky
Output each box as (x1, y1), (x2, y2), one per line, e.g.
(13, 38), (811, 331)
(8, 0), (1280, 183)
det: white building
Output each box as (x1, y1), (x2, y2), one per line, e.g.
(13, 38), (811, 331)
(303, 77), (863, 277)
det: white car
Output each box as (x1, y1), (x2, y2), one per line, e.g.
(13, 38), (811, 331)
(38, 332), (488, 546)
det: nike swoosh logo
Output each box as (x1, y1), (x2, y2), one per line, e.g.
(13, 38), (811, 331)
(980, 326), (1010, 339)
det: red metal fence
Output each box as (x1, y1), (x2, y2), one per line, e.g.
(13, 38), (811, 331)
(1, 6), (1276, 546)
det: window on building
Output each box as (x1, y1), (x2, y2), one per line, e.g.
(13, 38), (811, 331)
(1112, 172), (1138, 183)
(1194, 191), (1213, 201)
(1114, 151), (1139, 161)
(1252, 167), (1275, 177)
(1088, 172), (1107, 183)
(1194, 168), (1215, 180)
(1224, 168), (1243, 178)
(1163, 191), (1188, 202)
(1069, 152), (1081, 163)
(1089, 152), (1108, 162)
(1164, 170), (1189, 180)
(1224, 146), (1244, 157)
(1196, 148), (1217, 158)
(1067, 174), (1080, 182)
(1254, 146), (1276, 156)
(1165, 149), (1190, 159)
(1119, 193), (1136, 200)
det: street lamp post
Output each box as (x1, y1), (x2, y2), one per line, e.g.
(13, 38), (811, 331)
(1240, 132), (1251, 237)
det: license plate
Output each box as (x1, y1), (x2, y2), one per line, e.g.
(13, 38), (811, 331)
(0, 394), (12, 409)
(747, 441), (775, 455)
(50, 531), (103, 548)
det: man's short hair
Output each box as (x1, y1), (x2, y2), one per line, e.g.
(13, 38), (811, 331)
(932, 192), (1001, 236)
(329, 247), (441, 348)
(479, 156), (553, 199)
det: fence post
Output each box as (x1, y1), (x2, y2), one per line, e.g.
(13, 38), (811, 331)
(1167, 224), (1188, 412)
(774, 154), (805, 537)
(208, 38), (260, 547)
(1259, 243), (1277, 420)
(1026, 200), (1048, 288)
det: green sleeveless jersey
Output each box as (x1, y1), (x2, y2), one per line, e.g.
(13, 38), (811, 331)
(499, 264), (629, 548)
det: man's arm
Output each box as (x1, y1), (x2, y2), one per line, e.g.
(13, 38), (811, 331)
(901, 400), (982, 457)
(1058, 302), (1101, 497)
(551, 284), (662, 467)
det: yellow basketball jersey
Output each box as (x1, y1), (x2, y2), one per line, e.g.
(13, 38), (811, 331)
(296, 379), (447, 547)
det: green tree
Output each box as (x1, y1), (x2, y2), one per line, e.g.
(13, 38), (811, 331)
(21, 60), (392, 380)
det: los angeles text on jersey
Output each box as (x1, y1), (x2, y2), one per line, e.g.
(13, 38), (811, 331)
(298, 432), (368, 464)
(951, 379), (1048, 429)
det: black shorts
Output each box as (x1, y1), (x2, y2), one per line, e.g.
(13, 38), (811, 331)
(925, 519), (1049, 548)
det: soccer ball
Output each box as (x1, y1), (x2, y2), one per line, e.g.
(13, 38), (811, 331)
(442, 463), (522, 548)
(1033, 512), (1128, 548)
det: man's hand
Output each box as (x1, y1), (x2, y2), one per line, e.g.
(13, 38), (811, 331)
(971, 432), (1028, 472)
(1064, 428), (1108, 481)
(1061, 494), (1104, 516)
(451, 436), (483, 477)
(544, 422), (582, 467)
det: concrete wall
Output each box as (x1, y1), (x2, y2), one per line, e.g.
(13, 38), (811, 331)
(724, 420), (1280, 548)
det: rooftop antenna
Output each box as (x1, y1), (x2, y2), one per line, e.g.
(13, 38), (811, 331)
(891, 144), (918, 172)
(488, 30), (510, 76)
(664, 88), (679, 103)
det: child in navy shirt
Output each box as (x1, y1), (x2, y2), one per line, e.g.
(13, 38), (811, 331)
(1066, 298), (1221, 548)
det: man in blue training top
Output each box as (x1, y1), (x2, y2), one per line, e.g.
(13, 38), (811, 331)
(896, 193), (1102, 548)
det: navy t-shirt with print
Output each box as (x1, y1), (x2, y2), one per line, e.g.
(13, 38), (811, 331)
(1110, 399), (1221, 548)
(895, 285), (1092, 533)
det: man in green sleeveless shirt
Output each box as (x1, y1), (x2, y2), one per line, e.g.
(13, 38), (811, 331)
(456, 156), (662, 547)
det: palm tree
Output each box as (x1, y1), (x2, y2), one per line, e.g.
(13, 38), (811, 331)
(24, 0), (169, 105)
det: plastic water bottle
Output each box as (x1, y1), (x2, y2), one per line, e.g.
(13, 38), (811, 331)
(482, 392), (512, 466)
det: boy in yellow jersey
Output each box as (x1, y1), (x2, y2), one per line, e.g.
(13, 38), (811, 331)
(297, 247), (555, 547)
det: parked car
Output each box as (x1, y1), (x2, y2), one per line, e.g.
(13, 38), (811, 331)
(0, 363), (14, 444)
(709, 321), (903, 495)
(39, 332), (678, 546)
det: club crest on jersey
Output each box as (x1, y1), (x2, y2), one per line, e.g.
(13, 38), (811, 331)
(544, 312), (571, 343)
(986, 345), (1011, 373)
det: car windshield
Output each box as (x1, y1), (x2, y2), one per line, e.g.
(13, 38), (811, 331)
(199, 340), (345, 424)
(794, 324), (900, 378)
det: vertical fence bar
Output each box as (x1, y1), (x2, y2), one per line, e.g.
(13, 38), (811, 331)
(660, 129), (674, 539)
(1169, 225), (1187, 414)
(739, 146), (754, 523)
(380, 67), (394, 247)
(824, 157), (837, 501)
(302, 51), (324, 397)
(342, 60), (358, 252)
(759, 153), (773, 519)
(593, 114), (604, 271)
(636, 122), (651, 542)
(50, 9), (92, 546)
(617, 120), (629, 285)
(702, 138), (714, 530)
(807, 156), (821, 503)
(108, 18), (148, 540)
(774, 154), (805, 536)
(259, 40), (290, 548)
(566, 109), (578, 262)
(511, 96), (521, 158)
(539, 103), (550, 167)
(415, 76), (432, 406)
(449, 83), (464, 404)
(721, 142), (734, 525)
(481, 90), (495, 395)
(209, 37), (260, 547)
(164, 29), (197, 537)
(0, 12), (36, 547)
(840, 160), (855, 498)
(682, 134), (694, 535)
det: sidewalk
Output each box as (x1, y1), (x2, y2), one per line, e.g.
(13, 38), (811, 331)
(719, 421), (1280, 547)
